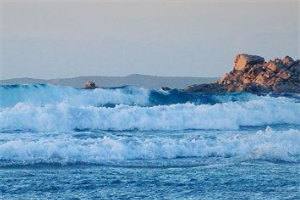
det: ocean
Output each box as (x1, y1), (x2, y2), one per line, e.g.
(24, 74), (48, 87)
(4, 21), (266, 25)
(0, 84), (299, 199)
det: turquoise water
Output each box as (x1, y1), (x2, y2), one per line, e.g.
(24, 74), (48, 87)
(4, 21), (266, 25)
(0, 84), (299, 199)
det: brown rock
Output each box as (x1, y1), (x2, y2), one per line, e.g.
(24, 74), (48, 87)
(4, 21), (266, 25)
(277, 70), (290, 80)
(185, 54), (299, 94)
(84, 81), (97, 89)
(248, 65), (264, 76)
(266, 62), (279, 72)
(241, 76), (252, 84)
(226, 85), (236, 92)
(225, 80), (232, 85)
(218, 73), (229, 84)
(255, 72), (268, 85)
(234, 54), (265, 71)
(266, 77), (278, 86)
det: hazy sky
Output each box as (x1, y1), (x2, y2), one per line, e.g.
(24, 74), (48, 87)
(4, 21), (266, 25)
(0, 0), (299, 79)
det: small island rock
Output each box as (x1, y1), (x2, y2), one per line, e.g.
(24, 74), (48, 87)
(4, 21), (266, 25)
(84, 81), (97, 89)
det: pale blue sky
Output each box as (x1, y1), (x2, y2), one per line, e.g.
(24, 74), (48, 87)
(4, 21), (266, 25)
(0, 0), (299, 79)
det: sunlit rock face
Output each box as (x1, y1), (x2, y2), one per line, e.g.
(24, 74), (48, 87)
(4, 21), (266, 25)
(234, 54), (265, 71)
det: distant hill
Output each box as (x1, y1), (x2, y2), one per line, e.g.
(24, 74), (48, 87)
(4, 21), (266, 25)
(0, 74), (217, 89)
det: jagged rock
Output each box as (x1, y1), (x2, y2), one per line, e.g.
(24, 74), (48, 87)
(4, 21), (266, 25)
(241, 76), (251, 84)
(218, 73), (229, 84)
(266, 62), (279, 72)
(84, 81), (97, 89)
(185, 54), (300, 94)
(254, 72), (268, 85)
(234, 54), (265, 71)
(277, 70), (290, 80)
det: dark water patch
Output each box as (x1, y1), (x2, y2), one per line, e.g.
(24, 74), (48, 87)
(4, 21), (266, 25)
(1, 156), (298, 170)
(0, 159), (298, 200)
(239, 124), (300, 131)
(148, 89), (256, 106)
(0, 157), (233, 169)
(0, 83), (48, 89)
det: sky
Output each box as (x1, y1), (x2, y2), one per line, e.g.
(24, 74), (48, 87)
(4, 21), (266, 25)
(0, 0), (299, 79)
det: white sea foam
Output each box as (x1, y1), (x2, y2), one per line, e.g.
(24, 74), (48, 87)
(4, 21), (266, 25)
(0, 128), (299, 164)
(0, 96), (299, 131)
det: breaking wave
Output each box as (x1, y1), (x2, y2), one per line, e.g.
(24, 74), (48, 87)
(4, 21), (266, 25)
(0, 128), (299, 165)
(0, 84), (300, 167)
(0, 95), (299, 131)
(0, 84), (150, 107)
(1, 84), (291, 108)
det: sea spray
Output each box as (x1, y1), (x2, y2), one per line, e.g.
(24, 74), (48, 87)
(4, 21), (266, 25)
(0, 84), (300, 166)
(0, 128), (299, 165)
(0, 84), (150, 107)
(0, 97), (299, 131)
(1, 84), (286, 108)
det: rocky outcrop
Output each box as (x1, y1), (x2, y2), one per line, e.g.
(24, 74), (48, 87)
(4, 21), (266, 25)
(185, 54), (300, 93)
(84, 81), (97, 89)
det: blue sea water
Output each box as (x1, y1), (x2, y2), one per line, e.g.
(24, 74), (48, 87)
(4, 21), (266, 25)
(0, 84), (299, 199)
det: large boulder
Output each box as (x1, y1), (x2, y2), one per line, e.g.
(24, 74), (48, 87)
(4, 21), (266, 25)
(234, 54), (265, 71)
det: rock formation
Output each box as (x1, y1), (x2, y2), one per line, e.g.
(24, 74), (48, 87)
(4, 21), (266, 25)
(185, 54), (300, 93)
(84, 81), (97, 89)
(234, 54), (265, 71)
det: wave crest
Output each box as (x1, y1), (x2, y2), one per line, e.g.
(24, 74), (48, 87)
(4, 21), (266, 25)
(0, 128), (299, 165)
(0, 84), (150, 107)
(1, 96), (299, 131)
